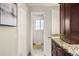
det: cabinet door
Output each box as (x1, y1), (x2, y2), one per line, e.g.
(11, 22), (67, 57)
(60, 4), (65, 39)
(64, 4), (71, 43)
(56, 47), (63, 56)
(70, 4), (79, 44)
(52, 40), (57, 56)
(52, 40), (63, 56)
(60, 3), (79, 44)
(60, 4), (71, 43)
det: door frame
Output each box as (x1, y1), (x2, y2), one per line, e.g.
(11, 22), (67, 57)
(31, 11), (44, 55)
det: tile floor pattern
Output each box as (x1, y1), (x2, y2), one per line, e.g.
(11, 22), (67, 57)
(32, 48), (45, 56)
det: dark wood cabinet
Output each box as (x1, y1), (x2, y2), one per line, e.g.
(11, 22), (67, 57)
(52, 3), (79, 56)
(52, 40), (72, 56)
(52, 40), (63, 56)
(60, 3), (79, 44)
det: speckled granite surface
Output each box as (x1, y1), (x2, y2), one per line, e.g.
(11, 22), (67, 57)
(51, 37), (79, 56)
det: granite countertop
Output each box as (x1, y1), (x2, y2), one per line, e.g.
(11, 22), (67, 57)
(51, 36), (79, 56)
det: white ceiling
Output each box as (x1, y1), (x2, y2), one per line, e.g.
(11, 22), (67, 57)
(26, 3), (59, 6)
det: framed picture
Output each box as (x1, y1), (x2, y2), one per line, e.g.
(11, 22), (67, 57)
(0, 3), (17, 26)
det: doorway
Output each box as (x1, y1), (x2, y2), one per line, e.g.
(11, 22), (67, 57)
(31, 10), (52, 56)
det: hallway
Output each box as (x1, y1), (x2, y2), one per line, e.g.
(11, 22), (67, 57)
(0, 3), (60, 56)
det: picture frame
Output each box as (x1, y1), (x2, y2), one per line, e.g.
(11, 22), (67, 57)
(0, 3), (17, 27)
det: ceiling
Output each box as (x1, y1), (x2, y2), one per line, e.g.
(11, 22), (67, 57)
(26, 3), (59, 6)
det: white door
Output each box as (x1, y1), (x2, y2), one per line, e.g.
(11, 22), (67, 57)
(44, 11), (52, 56)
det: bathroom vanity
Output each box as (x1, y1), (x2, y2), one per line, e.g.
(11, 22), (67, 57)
(51, 3), (79, 56)
(51, 37), (79, 56)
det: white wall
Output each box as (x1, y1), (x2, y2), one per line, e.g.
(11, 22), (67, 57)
(0, 4), (17, 56)
(26, 6), (31, 54)
(17, 4), (28, 56)
(0, 26), (17, 56)
(52, 4), (60, 35)
(0, 3), (31, 56)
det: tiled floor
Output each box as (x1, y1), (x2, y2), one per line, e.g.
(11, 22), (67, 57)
(32, 48), (44, 56)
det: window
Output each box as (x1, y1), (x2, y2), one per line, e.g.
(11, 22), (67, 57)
(41, 20), (44, 30)
(35, 20), (40, 30)
(35, 20), (44, 30)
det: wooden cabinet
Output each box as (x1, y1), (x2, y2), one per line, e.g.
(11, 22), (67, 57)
(52, 40), (72, 56)
(60, 3), (79, 44)
(51, 3), (79, 56)
(52, 40), (63, 56)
